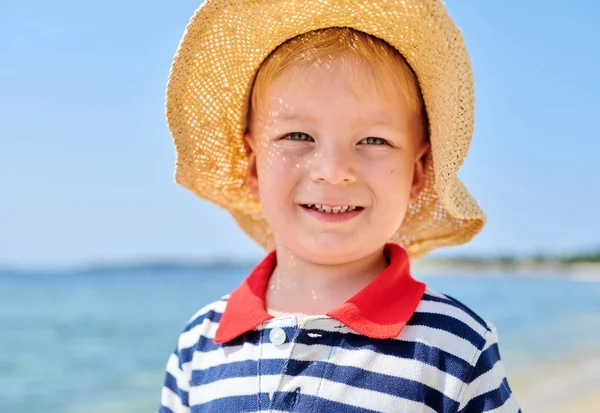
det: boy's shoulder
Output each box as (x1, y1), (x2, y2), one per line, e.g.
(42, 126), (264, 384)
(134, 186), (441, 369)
(411, 287), (496, 353)
(418, 288), (489, 327)
(173, 294), (230, 354)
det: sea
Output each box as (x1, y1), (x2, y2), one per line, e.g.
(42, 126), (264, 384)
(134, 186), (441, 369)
(1, 265), (599, 413)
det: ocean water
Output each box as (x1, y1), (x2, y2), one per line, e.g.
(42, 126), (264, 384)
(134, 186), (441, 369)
(1, 266), (599, 413)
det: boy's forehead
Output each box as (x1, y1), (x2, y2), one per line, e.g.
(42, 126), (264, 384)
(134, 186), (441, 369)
(276, 56), (388, 93)
(254, 60), (411, 124)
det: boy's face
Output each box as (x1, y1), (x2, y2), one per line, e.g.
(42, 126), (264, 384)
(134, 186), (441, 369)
(245, 57), (430, 265)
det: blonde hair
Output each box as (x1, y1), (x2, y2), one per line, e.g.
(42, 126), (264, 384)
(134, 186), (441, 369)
(247, 27), (429, 136)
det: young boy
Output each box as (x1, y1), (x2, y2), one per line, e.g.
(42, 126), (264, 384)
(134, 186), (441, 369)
(160, 0), (520, 412)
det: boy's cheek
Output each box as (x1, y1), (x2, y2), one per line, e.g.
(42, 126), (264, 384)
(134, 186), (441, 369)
(256, 159), (291, 192)
(258, 148), (303, 175)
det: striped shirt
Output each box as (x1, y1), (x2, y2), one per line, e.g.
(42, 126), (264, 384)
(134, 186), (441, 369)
(159, 244), (521, 412)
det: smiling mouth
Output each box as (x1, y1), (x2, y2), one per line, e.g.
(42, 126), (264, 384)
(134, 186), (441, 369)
(300, 204), (364, 214)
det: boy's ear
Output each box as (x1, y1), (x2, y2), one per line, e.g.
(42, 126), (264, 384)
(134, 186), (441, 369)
(243, 133), (259, 198)
(409, 141), (431, 203)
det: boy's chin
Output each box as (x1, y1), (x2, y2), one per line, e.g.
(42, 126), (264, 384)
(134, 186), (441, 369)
(280, 237), (384, 266)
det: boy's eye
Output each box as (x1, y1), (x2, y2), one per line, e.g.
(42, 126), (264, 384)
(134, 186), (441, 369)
(285, 132), (313, 141)
(360, 137), (388, 145)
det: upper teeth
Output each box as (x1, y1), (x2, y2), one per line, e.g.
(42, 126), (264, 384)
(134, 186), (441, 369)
(306, 204), (357, 213)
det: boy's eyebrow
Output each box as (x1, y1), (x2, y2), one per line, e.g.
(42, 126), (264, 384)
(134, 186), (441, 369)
(267, 112), (318, 124)
(267, 112), (398, 127)
(367, 115), (396, 128)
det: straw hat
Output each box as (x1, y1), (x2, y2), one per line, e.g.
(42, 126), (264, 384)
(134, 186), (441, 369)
(165, 0), (486, 259)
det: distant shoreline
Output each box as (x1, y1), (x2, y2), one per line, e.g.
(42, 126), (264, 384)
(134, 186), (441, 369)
(413, 260), (600, 279)
(2, 250), (599, 277)
(414, 248), (600, 277)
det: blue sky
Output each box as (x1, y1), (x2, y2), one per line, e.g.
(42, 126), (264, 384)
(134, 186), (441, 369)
(1, 1), (599, 268)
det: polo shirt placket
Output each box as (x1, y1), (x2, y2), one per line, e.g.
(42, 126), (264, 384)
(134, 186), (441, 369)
(258, 317), (341, 412)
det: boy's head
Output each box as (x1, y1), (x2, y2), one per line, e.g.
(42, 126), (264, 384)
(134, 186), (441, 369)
(243, 28), (431, 264)
(165, 0), (486, 259)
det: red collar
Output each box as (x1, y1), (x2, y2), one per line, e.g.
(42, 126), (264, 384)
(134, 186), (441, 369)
(214, 243), (426, 343)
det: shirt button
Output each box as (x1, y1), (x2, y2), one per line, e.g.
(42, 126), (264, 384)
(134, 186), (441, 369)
(269, 327), (287, 345)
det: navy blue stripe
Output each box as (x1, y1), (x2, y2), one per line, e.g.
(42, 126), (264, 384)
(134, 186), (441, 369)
(183, 308), (223, 333)
(179, 336), (209, 364)
(324, 329), (474, 382)
(163, 371), (189, 406)
(420, 293), (467, 309)
(408, 312), (486, 349)
(191, 358), (325, 387)
(192, 392), (271, 412)
(180, 326), (301, 360)
(196, 392), (381, 413)
(423, 294), (490, 331)
(178, 328), (263, 363)
(421, 293), (452, 303)
(290, 359), (459, 412)
(458, 378), (513, 413)
(469, 343), (501, 383)
(187, 326), (475, 382)
(191, 357), (457, 412)
(158, 406), (175, 413)
(191, 358), (262, 385)
(280, 392), (383, 413)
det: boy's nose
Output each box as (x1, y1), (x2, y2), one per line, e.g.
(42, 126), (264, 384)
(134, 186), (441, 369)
(309, 146), (357, 184)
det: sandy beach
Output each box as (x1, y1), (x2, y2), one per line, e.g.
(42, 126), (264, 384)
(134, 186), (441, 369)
(509, 353), (600, 413)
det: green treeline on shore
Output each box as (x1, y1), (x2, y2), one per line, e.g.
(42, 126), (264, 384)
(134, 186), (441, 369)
(430, 249), (600, 266)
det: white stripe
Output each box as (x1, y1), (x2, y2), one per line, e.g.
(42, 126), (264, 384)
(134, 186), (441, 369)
(468, 360), (507, 398)
(185, 299), (227, 325)
(186, 340), (291, 371)
(423, 289), (449, 300)
(301, 376), (438, 413)
(189, 374), (438, 412)
(458, 361), (508, 410)
(181, 341), (261, 373)
(330, 345), (465, 398)
(166, 353), (190, 392)
(161, 386), (190, 413)
(416, 299), (489, 337)
(189, 375), (276, 405)
(179, 319), (220, 350)
(399, 324), (479, 363)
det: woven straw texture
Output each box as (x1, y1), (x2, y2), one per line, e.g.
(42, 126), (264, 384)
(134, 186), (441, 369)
(165, 0), (486, 259)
